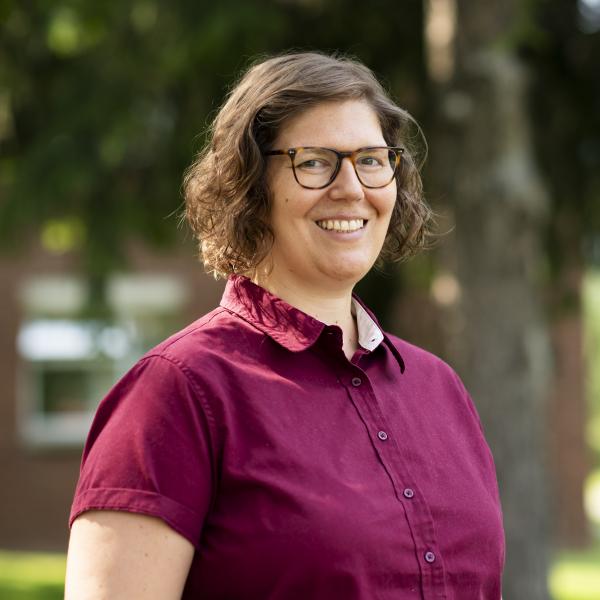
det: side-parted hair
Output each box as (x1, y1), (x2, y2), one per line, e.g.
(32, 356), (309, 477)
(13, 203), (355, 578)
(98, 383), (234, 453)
(184, 52), (432, 278)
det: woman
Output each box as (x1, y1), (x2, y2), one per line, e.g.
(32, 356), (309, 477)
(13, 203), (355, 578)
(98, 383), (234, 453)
(66, 52), (505, 599)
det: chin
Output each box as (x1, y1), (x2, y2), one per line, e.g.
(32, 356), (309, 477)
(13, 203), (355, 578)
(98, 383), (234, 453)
(320, 261), (372, 285)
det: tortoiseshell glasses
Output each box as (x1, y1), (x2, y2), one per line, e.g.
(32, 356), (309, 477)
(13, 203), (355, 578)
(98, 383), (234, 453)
(264, 146), (404, 189)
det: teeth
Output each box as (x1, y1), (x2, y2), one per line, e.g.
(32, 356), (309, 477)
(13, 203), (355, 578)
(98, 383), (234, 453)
(316, 219), (364, 232)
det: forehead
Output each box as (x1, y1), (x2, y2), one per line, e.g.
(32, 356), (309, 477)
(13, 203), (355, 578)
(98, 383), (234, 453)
(273, 100), (386, 150)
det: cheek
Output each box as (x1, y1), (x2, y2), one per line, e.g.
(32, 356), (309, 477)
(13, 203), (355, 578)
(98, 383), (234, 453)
(387, 181), (398, 209)
(373, 188), (397, 220)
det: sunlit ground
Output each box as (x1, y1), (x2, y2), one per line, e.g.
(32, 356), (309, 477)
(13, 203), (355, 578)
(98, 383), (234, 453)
(550, 471), (600, 600)
(1, 473), (600, 600)
(0, 550), (65, 600)
(551, 547), (600, 600)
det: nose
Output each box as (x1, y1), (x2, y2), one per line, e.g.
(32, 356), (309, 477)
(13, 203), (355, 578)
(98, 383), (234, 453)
(328, 157), (364, 200)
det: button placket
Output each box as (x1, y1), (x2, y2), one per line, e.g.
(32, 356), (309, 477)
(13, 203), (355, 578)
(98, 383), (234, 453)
(336, 356), (446, 593)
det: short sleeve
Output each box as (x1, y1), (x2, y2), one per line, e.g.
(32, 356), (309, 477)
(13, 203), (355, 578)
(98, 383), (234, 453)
(69, 354), (215, 549)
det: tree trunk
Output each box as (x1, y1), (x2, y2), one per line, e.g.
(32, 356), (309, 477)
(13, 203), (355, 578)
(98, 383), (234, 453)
(428, 1), (554, 597)
(549, 307), (590, 548)
(547, 217), (590, 548)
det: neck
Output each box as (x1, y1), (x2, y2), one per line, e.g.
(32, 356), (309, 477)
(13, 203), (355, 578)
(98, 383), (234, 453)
(252, 269), (359, 360)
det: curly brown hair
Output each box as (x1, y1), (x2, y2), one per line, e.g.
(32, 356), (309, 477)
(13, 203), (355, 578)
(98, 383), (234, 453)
(184, 52), (432, 279)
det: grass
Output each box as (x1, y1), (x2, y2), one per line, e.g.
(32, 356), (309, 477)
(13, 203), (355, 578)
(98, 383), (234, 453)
(550, 545), (600, 600)
(0, 550), (65, 600)
(550, 471), (600, 600)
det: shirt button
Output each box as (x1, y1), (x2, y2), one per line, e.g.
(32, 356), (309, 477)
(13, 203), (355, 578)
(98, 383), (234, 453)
(403, 488), (415, 499)
(351, 377), (362, 387)
(424, 551), (436, 563)
(377, 430), (388, 441)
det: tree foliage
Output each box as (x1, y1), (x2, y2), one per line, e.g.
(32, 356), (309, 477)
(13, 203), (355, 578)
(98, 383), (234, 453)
(0, 0), (425, 279)
(522, 0), (600, 281)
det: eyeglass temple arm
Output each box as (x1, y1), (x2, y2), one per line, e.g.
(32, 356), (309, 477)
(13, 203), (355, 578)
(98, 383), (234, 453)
(264, 149), (295, 156)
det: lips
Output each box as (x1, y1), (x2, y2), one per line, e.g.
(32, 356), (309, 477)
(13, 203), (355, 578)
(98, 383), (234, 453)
(315, 218), (366, 232)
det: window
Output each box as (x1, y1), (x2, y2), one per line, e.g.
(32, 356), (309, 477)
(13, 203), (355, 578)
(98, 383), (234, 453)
(16, 274), (189, 448)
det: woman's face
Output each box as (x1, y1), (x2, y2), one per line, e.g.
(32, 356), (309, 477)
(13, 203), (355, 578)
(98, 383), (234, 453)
(264, 99), (397, 291)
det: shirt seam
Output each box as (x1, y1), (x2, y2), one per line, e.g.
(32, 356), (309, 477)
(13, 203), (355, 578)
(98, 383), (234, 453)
(70, 487), (204, 550)
(158, 308), (229, 353)
(136, 352), (221, 515)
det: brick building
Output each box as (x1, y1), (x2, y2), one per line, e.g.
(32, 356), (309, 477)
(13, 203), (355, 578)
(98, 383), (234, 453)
(0, 239), (223, 551)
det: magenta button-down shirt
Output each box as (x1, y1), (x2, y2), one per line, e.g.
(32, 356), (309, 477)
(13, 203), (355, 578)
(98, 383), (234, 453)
(71, 275), (505, 599)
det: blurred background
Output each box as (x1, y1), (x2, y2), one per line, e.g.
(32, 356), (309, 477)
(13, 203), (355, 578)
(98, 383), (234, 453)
(0, 0), (599, 598)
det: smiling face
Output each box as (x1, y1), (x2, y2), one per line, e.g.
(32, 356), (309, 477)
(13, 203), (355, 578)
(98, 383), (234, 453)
(263, 100), (397, 294)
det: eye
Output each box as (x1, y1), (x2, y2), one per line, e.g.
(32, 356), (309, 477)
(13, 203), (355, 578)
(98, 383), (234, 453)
(294, 149), (334, 172)
(297, 158), (329, 170)
(357, 154), (385, 168)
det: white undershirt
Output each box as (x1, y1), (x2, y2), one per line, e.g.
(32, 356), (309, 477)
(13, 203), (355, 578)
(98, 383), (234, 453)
(351, 298), (384, 352)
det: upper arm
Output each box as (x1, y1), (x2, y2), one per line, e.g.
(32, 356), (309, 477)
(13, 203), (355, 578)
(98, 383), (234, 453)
(65, 510), (195, 600)
(69, 354), (215, 572)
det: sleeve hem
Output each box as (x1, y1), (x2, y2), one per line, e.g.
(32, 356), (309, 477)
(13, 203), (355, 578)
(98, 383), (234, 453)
(69, 487), (203, 550)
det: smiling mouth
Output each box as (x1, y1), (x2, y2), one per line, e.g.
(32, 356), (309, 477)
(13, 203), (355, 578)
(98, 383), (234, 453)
(315, 218), (366, 232)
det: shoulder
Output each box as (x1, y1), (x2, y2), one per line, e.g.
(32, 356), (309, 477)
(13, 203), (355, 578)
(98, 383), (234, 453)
(92, 304), (269, 423)
(383, 331), (476, 414)
(151, 306), (240, 354)
(80, 310), (239, 468)
(385, 332), (462, 384)
(384, 332), (485, 430)
(132, 305), (264, 384)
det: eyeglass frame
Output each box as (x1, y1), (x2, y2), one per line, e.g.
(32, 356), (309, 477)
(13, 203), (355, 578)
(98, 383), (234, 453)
(263, 146), (405, 190)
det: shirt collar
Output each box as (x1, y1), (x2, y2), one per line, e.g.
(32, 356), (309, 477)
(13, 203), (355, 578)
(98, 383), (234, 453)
(220, 276), (325, 352)
(220, 275), (405, 369)
(350, 292), (406, 372)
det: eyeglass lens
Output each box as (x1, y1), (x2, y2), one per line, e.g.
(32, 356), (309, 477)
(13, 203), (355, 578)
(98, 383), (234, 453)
(292, 147), (398, 189)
